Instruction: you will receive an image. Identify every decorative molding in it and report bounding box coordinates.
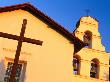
[74,54,109,67]
[80,20,97,27]
[75,31,101,39]
[100,63,110,67]
[82,48,108,54]
[80,59,109,67]
[80,59,90,63]
[73,74,109,82]
[5,57,27,64]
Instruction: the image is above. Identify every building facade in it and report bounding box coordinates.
[0,3,109,82]
[73,16,110,82]
[0,3,85,82]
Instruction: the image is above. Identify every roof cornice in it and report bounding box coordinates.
[0,3,86,53]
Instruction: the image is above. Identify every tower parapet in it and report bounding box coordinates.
[74,16,105,51]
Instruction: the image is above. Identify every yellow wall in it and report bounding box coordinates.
[75,16,105,51]
[74,16,109,82]
[0,10,109,82]
[0,10,74,82]
[74,48,109,81]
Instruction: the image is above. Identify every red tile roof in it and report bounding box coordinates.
[0,3,86,53]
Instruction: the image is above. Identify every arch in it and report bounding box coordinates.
[73,55,81,75]
[90,58,100,78]
[83,31,92,48]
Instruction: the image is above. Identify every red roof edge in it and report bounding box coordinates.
[0,3,86,53]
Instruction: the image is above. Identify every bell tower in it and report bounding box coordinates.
[74,16,105,51]
[73,16,109,81]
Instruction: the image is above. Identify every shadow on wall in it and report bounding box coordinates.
[0,59,6,82]
[22,63,27,82]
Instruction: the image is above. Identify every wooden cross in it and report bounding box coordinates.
[0,19,43,82]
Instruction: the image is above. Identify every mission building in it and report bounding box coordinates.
[0,3,109,82]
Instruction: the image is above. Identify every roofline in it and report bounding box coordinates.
[0,3,86,53]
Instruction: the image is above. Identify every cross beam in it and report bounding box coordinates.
[0,32,42,45]
[0,19,43,82]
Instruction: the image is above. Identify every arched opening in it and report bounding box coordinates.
[73,55,81,75]
[90,58,100,78]
[83,31,92,48]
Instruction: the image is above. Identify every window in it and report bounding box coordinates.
[73,55,81,75]
[83,31,92,48]
[4,62,22,82]
[90,59,99,78]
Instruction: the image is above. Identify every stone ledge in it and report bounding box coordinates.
[73,75,109,82]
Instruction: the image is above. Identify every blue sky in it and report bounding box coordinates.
[0,0,110,52]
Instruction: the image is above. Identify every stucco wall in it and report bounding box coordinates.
[0,10,74,82]
[75,16,105,51]
[73,16,109,82]
[75,48,109,81]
